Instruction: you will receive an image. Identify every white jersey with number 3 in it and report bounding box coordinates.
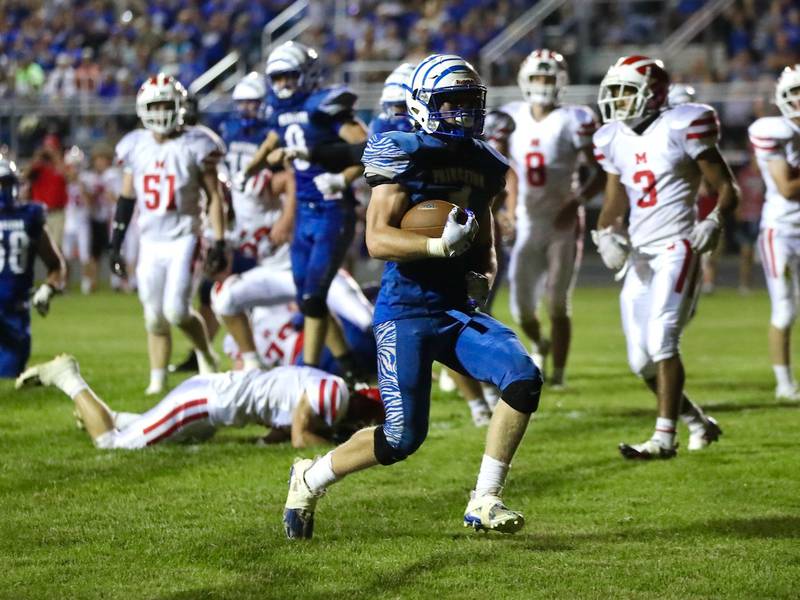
[593,103,720,248]
[748,116,800,231]
[502,102,597,223]
[115,126,225,241]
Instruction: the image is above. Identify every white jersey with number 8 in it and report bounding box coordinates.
[593,103,720,248]
[115,125,225,241]
[501,102,597,224]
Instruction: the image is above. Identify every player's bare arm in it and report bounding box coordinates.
[766,157,800,200]
[243,130,281,178]
[200,164,226,242]
[291,395,332,448]
[696,148,740,217]
[337,119,369,184]
[365,183,430,261]
[269,167,296,246]
[597,173,629,229]
[36,228,67,288]
[555,147,607,229]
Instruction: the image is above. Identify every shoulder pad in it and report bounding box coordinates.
[310,86,358,117]
[475,138,510,172]
[500,101,526,118]
[114,129,147,167]
[592,122,618,148]
[566,104,599,126]
[186,125,227,159]
[667,103,717,131]
[361,131,415,182]
[748,116,794,141]
[483,110,516,142]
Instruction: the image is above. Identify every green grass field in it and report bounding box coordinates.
[1,286,798,599]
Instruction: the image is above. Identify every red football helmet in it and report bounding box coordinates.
[597,56,670,123]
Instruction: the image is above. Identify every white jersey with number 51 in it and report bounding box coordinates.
[593,103,720,248]
[501,102,597,224]
[115,125,225,241]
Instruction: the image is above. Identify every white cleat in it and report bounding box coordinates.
[688,416,722,451]
[283,458,325,539]
[463,492,525,534]
[619,438,677,460]
[15,354,80,390]
[531,338,550,381]
[775,384,800,402]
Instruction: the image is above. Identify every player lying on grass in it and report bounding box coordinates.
[16,355,383,449]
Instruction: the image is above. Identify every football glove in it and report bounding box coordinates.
[466,271,490,309]
[689,212,721,253]
[109,251,127,278]
[591,227,630,271]
[284,146,310,161]
[427,207,479,258]
[313,172,347,199]
[204,240,228,276]
[32,283,55,317]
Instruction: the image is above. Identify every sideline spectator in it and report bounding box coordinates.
[26,135,68,248]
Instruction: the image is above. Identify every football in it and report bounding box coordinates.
[400,199,465,238]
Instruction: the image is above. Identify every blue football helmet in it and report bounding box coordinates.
[0,157,19,210]
[406,54,486,138]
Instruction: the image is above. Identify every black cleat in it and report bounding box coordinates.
[168,351,198,374]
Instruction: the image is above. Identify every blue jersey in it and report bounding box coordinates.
[265,86,358,204]
[218,116,272,175]
[368,111,415,137]
[362,131,508,323]
[0,203,45,311]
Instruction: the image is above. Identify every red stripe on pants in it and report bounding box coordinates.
[329,379,339,423]
[318,379,327,423]
[768,228,778,278]
[146,411,209,445]
[143,398,208,434]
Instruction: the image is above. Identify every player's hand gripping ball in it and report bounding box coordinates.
[400,200,478,257]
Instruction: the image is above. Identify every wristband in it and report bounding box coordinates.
[426,237,447,258]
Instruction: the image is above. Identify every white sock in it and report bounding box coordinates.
[80,277,92,295]
[241,352,261,371]
[196,349,218,374]
[304,451,339,493]
[551,368,565,385]
[61,374,89,399]
[149,368,167,389]
[652,417,677,448]
[773,365,794,388]
[679,399,706,435]
[474,454,509,497]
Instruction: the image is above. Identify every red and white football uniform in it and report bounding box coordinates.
[62,177,91,263]
[115,125,225,327]
[748,116,800,329]
[502,101,596,321]
[593,103,719,376]
[95,366,348,449]
[222,270,374,368]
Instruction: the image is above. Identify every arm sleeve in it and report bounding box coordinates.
[309,141,368,172]
[361,134,412,187]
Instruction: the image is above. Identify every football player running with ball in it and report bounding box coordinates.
[498,49,606,388]
[109,74,227,395]
[747,65,800,401]
[592,56,739,459]
[282,54,543,539]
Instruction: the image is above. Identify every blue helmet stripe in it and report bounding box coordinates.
[432,64,475,86]
[420,56,463,91]
[410,54,441,92]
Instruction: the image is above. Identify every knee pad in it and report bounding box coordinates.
[501,378,542,414]
[144,307,169,335]
[628,350,656,378]
[373,426,424,465]
[300,295,328,318]
[163,304,190,327]
[771,298,795,330]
